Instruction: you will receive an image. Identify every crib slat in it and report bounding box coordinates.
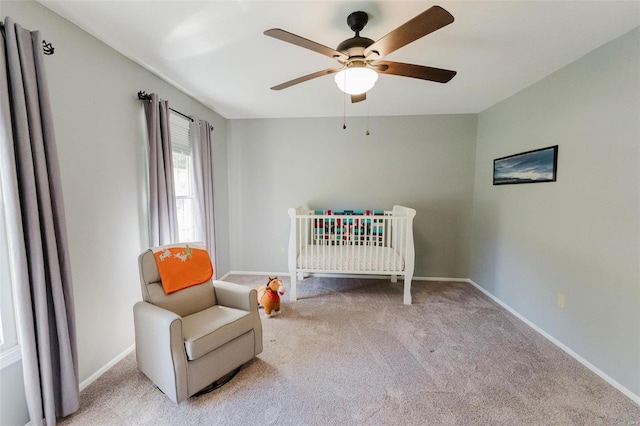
[385,216,389,271]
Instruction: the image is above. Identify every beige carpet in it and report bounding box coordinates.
[60,275,639,425]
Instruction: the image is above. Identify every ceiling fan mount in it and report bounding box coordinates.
[346,11,369,33]
[264,6,457,103]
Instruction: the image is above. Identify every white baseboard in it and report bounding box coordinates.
[217,271,232,281]
[225,271,468,283]
[79,344,135,391]
[0,345,22,370]
[466,279,640,406]
[413,276,468,282]
[224,271,285,279]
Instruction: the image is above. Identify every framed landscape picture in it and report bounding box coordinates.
[493,145,558,185]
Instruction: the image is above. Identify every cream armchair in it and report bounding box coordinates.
[134,247,263,403]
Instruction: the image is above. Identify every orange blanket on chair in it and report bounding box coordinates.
[153,244,213,294]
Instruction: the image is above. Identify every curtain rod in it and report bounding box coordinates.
[0,22,55,55]
[137,91,214,131]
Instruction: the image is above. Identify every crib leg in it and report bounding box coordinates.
[403,272,413,305]
[290,272,297,302]
[390,275,397,283]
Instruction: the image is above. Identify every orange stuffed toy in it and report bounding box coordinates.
[257,277,286,318]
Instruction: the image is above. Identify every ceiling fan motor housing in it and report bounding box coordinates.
[336,36,374,58]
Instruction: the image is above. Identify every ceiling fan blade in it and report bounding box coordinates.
[351,93,366,103]
[265,29,348,61]
[364,6,454,60]
[270,68,342,90]
[375,61,456,83]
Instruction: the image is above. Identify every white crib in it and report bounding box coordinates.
[287,205,416,304]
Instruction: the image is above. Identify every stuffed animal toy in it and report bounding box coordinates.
[257,277,286,318]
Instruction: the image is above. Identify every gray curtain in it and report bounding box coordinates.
[0,17,79,425]
[143,93,178,246]
[190,119,217,276]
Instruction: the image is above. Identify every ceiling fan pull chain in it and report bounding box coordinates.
[343,72,347,129]
[366,98,370,136]
[342,94,346,129]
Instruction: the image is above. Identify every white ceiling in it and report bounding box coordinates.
[39,1,639,119]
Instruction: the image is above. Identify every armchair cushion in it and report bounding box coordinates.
[182,305,255,360]
[146,281,216,318]
[139,248,216,317]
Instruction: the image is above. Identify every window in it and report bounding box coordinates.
[0,177,20,368]
[170,112,200,243]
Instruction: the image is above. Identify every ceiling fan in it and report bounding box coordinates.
[264,5,457,103]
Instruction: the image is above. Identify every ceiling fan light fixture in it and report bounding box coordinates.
[334,67,378,95]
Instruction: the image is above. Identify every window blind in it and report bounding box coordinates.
[170,112,191,154]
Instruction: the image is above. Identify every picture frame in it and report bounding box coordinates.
[493,145,558,185]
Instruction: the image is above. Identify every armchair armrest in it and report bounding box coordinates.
[133,301,188,403]
[213,280,258,312]
[212,281,263,355]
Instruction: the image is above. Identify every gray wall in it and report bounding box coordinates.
[227,115,478,278]
[1,1,638,423]
[470,28,640,397]
[1,1,229,424]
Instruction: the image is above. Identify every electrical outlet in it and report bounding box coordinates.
[279,247,285,254]
[557,293,565,308]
